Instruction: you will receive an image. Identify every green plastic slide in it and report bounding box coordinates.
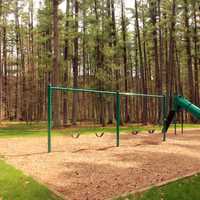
[162,96,200,134]
[174,96,200,119]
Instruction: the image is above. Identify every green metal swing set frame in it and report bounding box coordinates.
[47,85,167,153]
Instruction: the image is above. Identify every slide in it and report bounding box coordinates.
[162,96,200,134]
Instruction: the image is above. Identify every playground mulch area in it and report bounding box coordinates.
[1,130,200,200]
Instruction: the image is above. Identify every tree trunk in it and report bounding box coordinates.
[111,0,119,92]
[27,0,35,121]
[72,0,79,125]
[121,0,129,123]
[82,2,87,121]
[14,0,20,120]
[158,0,163,93]
[184,0,194,102]
[168,0,176,108]
[52,0,61,127]
[0,0,2,120]
[63,0,70,126]
[149,0,160,122]
[175,42,183,95]
[192,2,199,104]
[3,16,8,119]
[135,0,147,124]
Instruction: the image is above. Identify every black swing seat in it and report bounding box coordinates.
[71,131,80,138]
[95,132,104,137]
[148,129,156,134]
[132,130,139,135]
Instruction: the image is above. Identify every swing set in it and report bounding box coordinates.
[47,85,167,153]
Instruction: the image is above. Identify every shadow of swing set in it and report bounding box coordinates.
[47,85,200,153]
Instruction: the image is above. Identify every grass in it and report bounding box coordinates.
[0,159,61,200]
[115,173,200,200]
[0,122,49,137]
[0,121,200,138]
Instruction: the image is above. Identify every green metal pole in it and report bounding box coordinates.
[162,95,167,141]
[116,92,120,147]
[162,96,166,126]
[173,95,177,135]
[48,84,52,153]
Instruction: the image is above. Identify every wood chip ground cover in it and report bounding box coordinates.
[0,130,200,200]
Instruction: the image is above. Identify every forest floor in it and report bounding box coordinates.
[0,125,200,199]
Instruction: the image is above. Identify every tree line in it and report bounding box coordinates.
[0,0,199,127]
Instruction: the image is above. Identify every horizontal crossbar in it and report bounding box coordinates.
[50,85,165,98]
[50,86,116,95]
[119,92,164,98]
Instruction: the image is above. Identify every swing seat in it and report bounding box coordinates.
[95,132,104,138]
[132,130,139,135]
[71,131,80,138]
[148,129,156,134]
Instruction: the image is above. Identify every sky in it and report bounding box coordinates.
[8,1,135,26]
[33,0,135,13]
[58,0,134,11]
[32,0,135,27]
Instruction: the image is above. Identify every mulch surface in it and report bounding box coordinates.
[1,130,200,200]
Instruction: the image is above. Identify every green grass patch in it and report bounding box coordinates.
[0,121,160,138]
[0,122,51,137]
[0,121,200,138]
[115,174,200,200]
[0,159,61,200]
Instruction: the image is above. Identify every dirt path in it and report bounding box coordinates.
[1,130,200,200]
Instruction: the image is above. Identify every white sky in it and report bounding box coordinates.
[58,0,135,27]
[8,1,135,26]
[34,0,135,27]
[59,0,134,11]
[33,0,134,12]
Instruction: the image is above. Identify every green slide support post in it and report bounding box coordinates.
[162,95,167,141]
[174,112,177,135]
[181,111,184,134]
[116,92,120,147]
[48,85,52,153]
[162,95,167,126]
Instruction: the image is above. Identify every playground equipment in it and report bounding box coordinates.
[132,130,140,135]
[148,129,156,134]
[162,96,200,141]
[131,129,155,135]
[71,131,81,138]
[95,131,105,138]
[47,85,166,153]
